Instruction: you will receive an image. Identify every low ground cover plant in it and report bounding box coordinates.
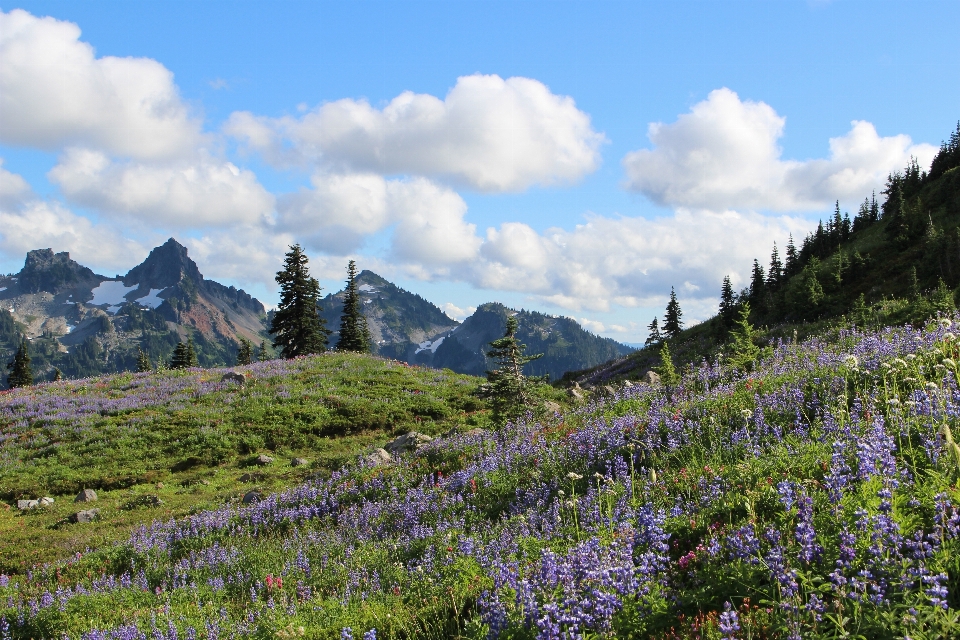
[1,316,959,638]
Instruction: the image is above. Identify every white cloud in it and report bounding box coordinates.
[576,317,606,334]
[0,199,148,272]
[49,148,275,227]
[466,208,809,312]
[440,302,475,322]
[0,159,31,208]
[182,226,294,286]
[278,173,480,264]
[0,9,201,160]
[623,88,937,211]
[225,74,605,192]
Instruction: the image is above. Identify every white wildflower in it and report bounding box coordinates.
[741,409,753,419]
[888,398,901,405]
[926,382,939,392]
[844,355,859,367]
[567,472,583,481]
[940,318,953,329]
[905,354,917,361]
[894,358,908,368]
[944,333,956,342]
[944,358,957,368]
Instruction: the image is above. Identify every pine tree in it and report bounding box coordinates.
[335,260,372,353]
[6,339,33,388]
[236,338,253,366]
[718,276,737,328]
[784,234,799,277]
[51,368,62,382]
[170,341,190,369]
[644,317,662,347]
[257,340,268,362]
[136,348,152,373]
[269,244,330,359]
[727,302,762,373]
[663,287,683,338]
[767,244,783,288]
[749,260,765,304]
[656,342,678,386]
[483,315,544,424]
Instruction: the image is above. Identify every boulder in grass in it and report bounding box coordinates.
[17,499,39,510]
[69,508,100,524]
[75,488,97,503]
[239,472,265,483]
[568,383,585,400]
[290,457,309,467]
[363,448,393,467]
[221,372,246,386]
[603,385,616,396]
[38,497,55,506]
[384,432,433,456]
[642,370,661,386]
[623,380,634,387]
[254,454,274,466]
[543,401,562,414]
[241,490,263,505]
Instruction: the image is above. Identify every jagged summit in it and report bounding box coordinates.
[124,238,203,291]
[16,249,101,295]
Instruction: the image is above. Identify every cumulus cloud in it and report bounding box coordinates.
[466,208,809,312]
[0,199,149,272]
[623,88,937,211]
[0,159,31,208]
[440,302,476,322]
[278,173,480,264]
[49,148,276,227]
[226,74,605,192]
[0,9,201,160]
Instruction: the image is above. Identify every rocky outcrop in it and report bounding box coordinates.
[16,249,101,295]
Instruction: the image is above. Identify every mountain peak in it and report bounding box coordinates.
[124,238,202,290]
[17,248,100,294]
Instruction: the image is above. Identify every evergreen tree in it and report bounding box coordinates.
[136,348,152,373]
[170,341,189,369]
[483,315,544,424]
[718,276,737,327]
[186,338,198,368]
[236,338,253,366]
[656,342,678,386]
[726,302,762,373]
[931,278,956,314]
[909,266,921,301]
[749,260,765,304]
[767,244,783,289]
[644,317,662,347]
[269,244,330,358]
[335,260,372,353]
[663,287,683,338]
[51,367,62,382]
[784,234,799,277]
[257,340,268,362]
[6,339,33,388]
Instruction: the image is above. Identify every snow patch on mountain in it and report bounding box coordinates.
[135,288,165,309]
[415,336,445,354]
[89,281,138,307]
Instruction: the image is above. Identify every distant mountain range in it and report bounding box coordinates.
[1,242,632,384]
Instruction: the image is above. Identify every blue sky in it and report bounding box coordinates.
[1,0,958,342]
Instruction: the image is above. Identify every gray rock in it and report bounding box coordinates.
[642,370,661,385]
[241,490,263,505]
[290,457,309,467]
[568,384,584,400]
[362,448,393,467]
[623,380,634,387]
[221,372,246,386]
[463,428,488,438]
[17,499,39,510]
[239,472,265,482]
[69,508,100,524]
[254,454,274,466]
[543,401,562,413]
[38,496,55,506]
[384,432,433,455]
[603,385,616,396]
[75,488,98,503]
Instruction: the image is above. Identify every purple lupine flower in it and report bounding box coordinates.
[718,601,739,639]
[363,630,377,640]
